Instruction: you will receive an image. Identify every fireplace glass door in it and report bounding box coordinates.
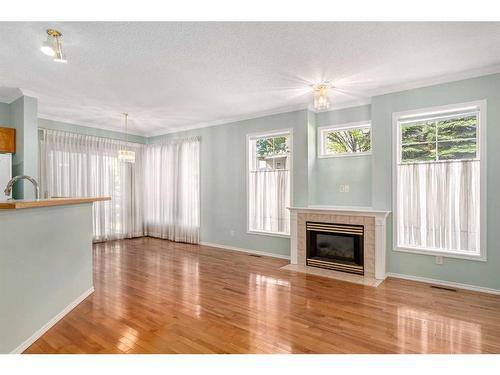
[306,222,364,275]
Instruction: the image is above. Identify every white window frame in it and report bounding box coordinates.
[317,121,372,158]
[246,128,293,238]
[392,100,487,261]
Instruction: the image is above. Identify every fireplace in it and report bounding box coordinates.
[306,221,364,275]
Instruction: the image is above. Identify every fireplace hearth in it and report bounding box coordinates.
[284,207,391,286]
[306,221,364,275]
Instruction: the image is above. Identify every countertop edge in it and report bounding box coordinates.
[0,197,111,210]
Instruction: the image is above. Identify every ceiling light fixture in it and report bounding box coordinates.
[118,113,136,163]
[40,29,67,63]
[312,81,332,111]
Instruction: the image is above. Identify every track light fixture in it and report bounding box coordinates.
[40,29,67,63]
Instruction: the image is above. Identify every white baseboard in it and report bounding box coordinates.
[11,287,95,354]
[199,241,290,260]
[387,272,500,295]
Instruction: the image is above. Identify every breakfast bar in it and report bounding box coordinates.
[0,197,110,353]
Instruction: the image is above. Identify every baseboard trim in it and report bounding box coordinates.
[11,287,95,354]
[387,273,500,295]
[199,241,290,260]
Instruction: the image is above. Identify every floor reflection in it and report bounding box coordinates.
[253,274,291,288]
[248,273,292,353]
[25,238,500,354]
[396,306,482,353]
[181,255,201,318]
[117,326,139,352]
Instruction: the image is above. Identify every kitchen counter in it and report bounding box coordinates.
[0,197,110,209]
[0,196,110,353]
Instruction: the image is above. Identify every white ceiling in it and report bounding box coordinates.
[1,22,500,136]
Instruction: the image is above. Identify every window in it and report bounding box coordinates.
[400,113,477,163]
[143,137,201,244]
[247,130,292,236]
[318,121,371,157]
[393,101,486,260]
[39,130,200,244]
[39,129,144,242]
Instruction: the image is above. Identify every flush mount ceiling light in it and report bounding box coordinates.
[312,81,332,111]
[40,29,67,63]
[118,113,136,163]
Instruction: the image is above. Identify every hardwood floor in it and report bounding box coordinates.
[24,237,500,354]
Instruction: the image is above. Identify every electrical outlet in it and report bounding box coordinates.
[435,256,443,265]
[230,230,235,237]
[339,184,350,193]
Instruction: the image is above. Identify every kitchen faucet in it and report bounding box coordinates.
[4,175,40,200]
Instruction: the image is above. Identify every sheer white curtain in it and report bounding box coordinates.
[249,170,290,234]
[40,130,200,244]
[39,129,144,242]
[397,160,480,253]
[143,137,200,244]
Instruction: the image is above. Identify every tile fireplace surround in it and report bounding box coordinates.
[281,206,391,287]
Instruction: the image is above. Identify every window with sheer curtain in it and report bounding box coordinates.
[394,102,485,259]
[247,130,291,236]
[39,129,200,244]
[143,137,200,244]
[39,129,145,242]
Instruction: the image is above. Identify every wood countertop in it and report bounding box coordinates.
[0,197,111,210]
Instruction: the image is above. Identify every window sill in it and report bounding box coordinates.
[318,152,372,159]
[247,230,290,239]
[394,246,486,262]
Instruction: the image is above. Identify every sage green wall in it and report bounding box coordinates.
[307,110,317,204]
[150,110,310,257]
[311,105,372,206]
[0,204,94,353]
[10,96,38,199]
[372,73,500,289]
[0,102,10,123]
[1,96,39,199]
[39,118,148,144]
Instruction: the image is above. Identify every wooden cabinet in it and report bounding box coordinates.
[0,127,16,153]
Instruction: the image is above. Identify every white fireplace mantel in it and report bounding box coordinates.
[288,206,391,281]
[288,206,391,218]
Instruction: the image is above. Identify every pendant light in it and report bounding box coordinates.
[118,113,136,163]
[313,81,332,111]
[41,29,67,63]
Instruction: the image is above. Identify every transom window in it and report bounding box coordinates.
[247,130,292,236]
[394,102,486,260]
[318,122,371,157]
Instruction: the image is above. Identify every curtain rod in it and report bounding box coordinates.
[38,127,146,146]
[149,135,201,145]
[39,128,200,146]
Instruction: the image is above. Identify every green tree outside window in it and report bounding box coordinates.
[325,127,371,154]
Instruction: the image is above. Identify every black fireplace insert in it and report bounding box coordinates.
[306,221,364,275]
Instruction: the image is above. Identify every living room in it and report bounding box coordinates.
[1,1,499,373]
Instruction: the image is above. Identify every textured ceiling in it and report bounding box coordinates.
[1,22,500,136]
